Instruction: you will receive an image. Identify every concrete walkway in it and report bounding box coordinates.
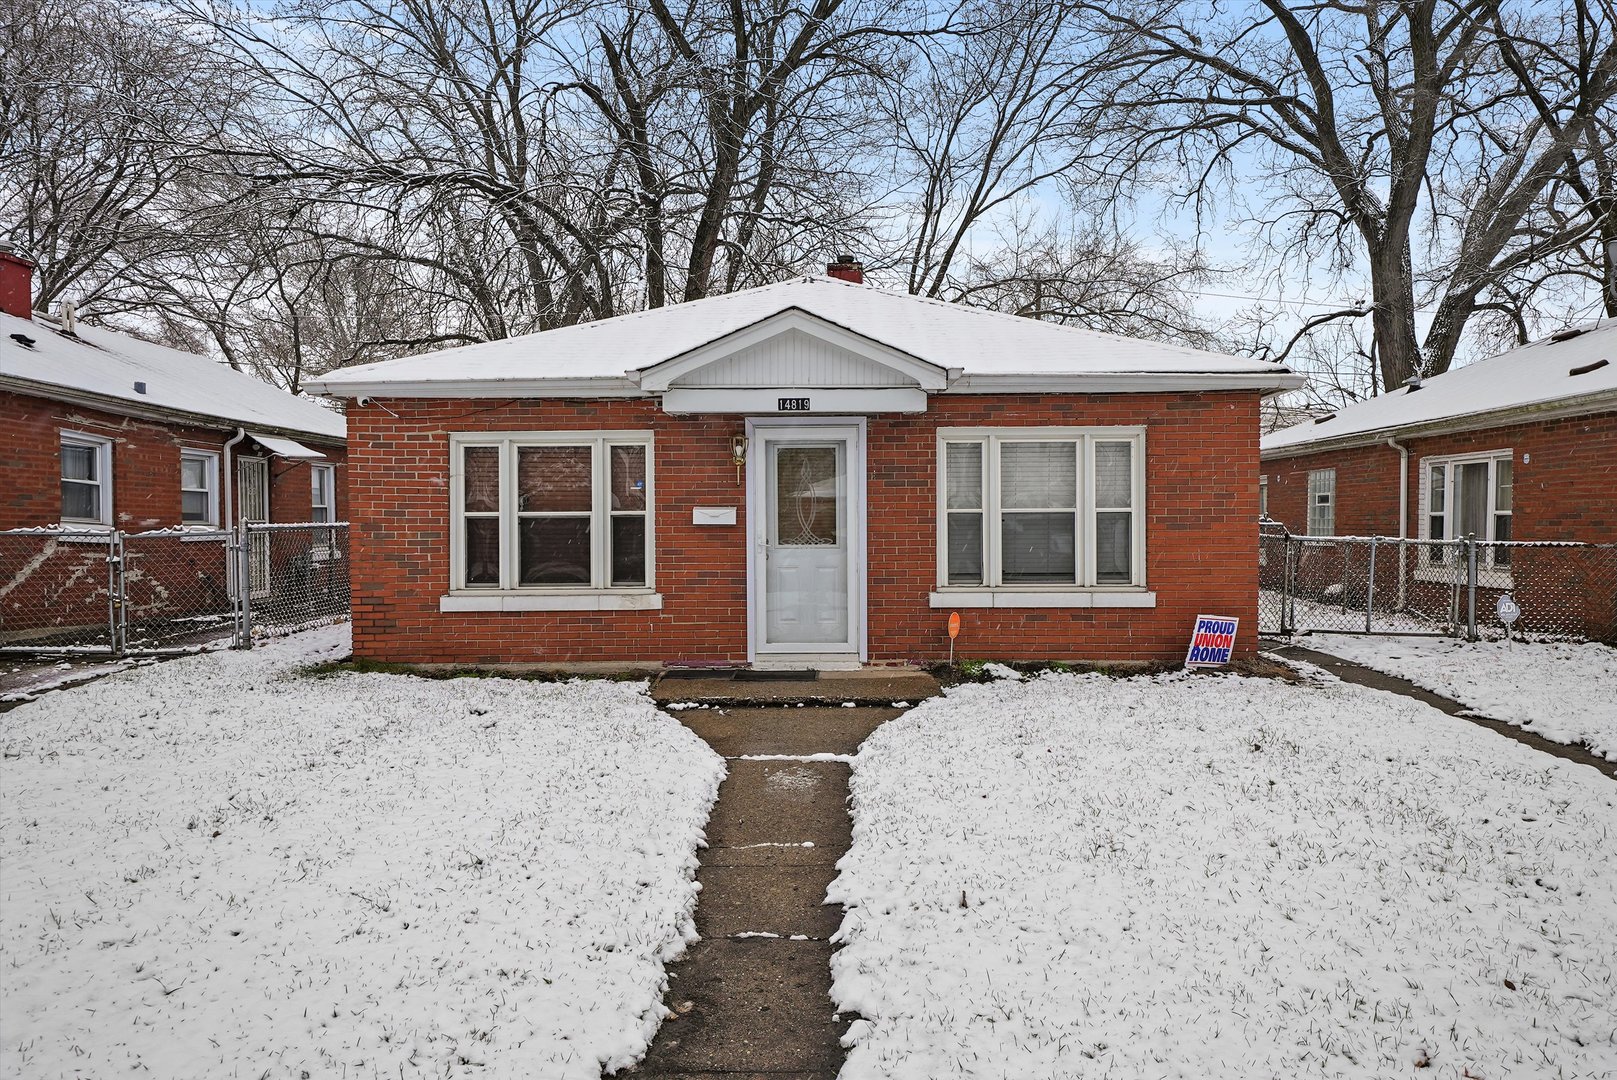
[634,675,937,1079]
[1272,642,1616,781]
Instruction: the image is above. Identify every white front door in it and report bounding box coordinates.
[749,420,864,660]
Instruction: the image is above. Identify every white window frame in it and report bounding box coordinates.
[1306,468,1335,536]
[1418,449,1514,584]
[1258,475,1269,520]
[60,432,114,527]
[179,449,220,528]
[309,462,337,559]
[444,431,659,610]
[931,427,1151,609]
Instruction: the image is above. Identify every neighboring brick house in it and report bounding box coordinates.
[0,250,347,534]
[308,261,1301,666]
[1260,321,1617,638]
[1261,322,1617,542]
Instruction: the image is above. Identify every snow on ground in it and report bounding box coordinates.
[830,669,1617,1080]
[0,627,724,1079]
[1304,635,1617,761]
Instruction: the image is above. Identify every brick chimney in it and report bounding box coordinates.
[0,241,34,320]
[826,254,864,284]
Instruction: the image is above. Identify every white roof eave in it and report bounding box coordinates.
[1260,386,1617,458]
[306,370,1303,399]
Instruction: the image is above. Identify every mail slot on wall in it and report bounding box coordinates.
[693,506,737,526]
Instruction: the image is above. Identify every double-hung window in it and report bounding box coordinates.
[1306,469,1335,535]
[1422,451,1513,570]
[61,433,113,526]
[309,463,337,557]
[450,432,653,593]
[180,449,219,527]
[938,428,1145,593]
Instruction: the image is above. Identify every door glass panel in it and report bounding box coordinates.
[774,445,839,545]
[1001,442,1076,509]
[518,445,591,512]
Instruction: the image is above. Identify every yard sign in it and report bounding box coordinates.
[1185,615,1239,668]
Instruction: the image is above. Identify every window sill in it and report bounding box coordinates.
[929,589,1156,609]
[440,591,664,613]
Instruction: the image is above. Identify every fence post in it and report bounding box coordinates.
[234,523,253,649]
[1366,536,1378,633]
[1465,533,1479,641]
[106,530,126,657]
[1283,537,1295,634]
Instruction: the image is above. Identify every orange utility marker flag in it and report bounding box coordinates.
[947,611,961,665]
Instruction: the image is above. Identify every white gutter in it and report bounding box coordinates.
[1386,437,1410,610]
[222,427,246,529]
[305,370,1306,399]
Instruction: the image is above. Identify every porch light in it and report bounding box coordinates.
[731,435,747,483]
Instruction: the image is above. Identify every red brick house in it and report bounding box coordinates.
[1,250,347,534]
[1261,321,1616,544]
[308,262,1301,667]
[1261,322,1617,639]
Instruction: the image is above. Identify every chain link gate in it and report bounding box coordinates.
[1259,522,1617,643]
[0,523,349,657]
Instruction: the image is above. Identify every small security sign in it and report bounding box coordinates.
[1185,615,1239,668]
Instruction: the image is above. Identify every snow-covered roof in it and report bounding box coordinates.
[1262,321,1617,456]
[1,312,344,441]
[307,276,1300,397]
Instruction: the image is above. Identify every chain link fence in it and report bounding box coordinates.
[1259,521,1617,643]
[0,523,348,656]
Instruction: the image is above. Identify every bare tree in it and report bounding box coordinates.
[0,0,249,318]
[1078,0,1617,391]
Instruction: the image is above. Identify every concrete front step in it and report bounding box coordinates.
[673,706,899,757]
[652,670,939,707]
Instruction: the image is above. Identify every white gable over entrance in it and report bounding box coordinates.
[637,309,948,414]
[672,326,917,389]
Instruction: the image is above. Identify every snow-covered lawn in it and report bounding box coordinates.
[1300,633,1617,759]
[1,627,724,1079]
[1299,635,1617,761]
[830,669,1617,1079]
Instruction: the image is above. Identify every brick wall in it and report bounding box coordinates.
[347,391,1263,665]
[1261,409,1617,542]
[1,389,347,530]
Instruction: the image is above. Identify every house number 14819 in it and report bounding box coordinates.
[778,397,811,411]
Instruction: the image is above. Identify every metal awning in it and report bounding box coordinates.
[248,432,326,459]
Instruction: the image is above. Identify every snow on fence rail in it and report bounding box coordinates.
[1259,520,1617,642]
[0,523,349,655]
